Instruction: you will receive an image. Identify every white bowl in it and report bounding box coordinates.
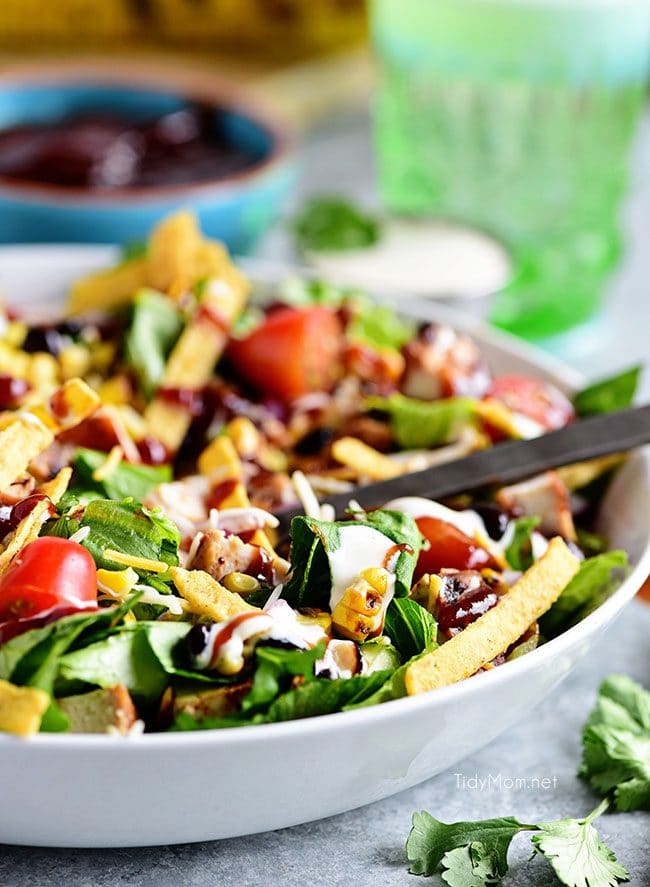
[0,247,647,848]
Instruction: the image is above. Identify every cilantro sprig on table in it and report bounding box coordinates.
[406,675,650,886]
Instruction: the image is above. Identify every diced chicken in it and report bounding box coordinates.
[496,471,576,541]
[172,682,251,721]
[337,415,394,452]
[0,476,36,506]
[247,467,297,512]
[401,324,491,400]
[188,528,273,583]
[58,685,138,735]
[315,639,361,680]
[27,441,76,483]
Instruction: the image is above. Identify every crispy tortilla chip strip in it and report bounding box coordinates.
[331,437,402,481]
[38,467,73,504]
[405,538,580,696]
[0,379,99,492]
[0,679,50,736]
[170,567,258,622]
[0,498,52,574]
[147,211,203,297]
[144,283,247,453]
[66,257,150,316]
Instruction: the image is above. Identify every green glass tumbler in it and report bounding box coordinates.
[371,0,650,338]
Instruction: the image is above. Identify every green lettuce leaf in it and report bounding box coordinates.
[282,510,421,610]
[79,498,180,578]
[573,366,641,417]
[504,517,540,571]
[292,196,380,253]
[383,598,437,661]
[365,393,476,449]
[540,552,629,637]
[72,448,171,502]
[124,288,184,398]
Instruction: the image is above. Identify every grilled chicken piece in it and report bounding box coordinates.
[188,528,274,583]
[496,470,577,541]
[401,324,491,400]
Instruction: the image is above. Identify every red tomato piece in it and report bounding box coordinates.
[487,375,574,431]
[0,537,97,632]
[227,307,343,403]
[415,516,499,581]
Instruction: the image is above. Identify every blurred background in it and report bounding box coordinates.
[0,0,649,365]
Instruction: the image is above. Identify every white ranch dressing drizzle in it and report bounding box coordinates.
[327,525,400,612]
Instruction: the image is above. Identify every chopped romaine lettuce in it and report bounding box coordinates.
[573,366,641,417]
[383,598,438,661]
[124,288,184,398]
[366,393,476,449]
[72,448,171,502]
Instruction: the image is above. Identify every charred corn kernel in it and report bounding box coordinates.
[332,567,394,641]
[222,572,260,594]
[331,437,402,481]
[258,444,288,473]
[410,574,443,614]
[98,375,132,406]
[92,445,124,482]
[4,321,27,348]
[198,435,242,478]
[103,550,168,573]
[0,342,30,379]
[226,416,259,458]
[297,611,332,635]
[0,679,50,736]
[360,566,390,596]
[59,343,91,380]
[331,602,381,641]
[28,352,59,390]
[97,567,139,597]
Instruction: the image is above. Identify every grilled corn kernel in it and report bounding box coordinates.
[227,416,259,458]
[29,352,60,390]
[4,321,27,348]
[59,343,91,380]
[91,341,117,373]
[331,602,380,641]
[222,572,260,594]
[360,566,390,595]
[97,567,139,597]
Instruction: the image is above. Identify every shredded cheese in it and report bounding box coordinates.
[91,445,124,482]
[102,549,169,573]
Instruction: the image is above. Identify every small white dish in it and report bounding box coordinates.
[0,246,647,848]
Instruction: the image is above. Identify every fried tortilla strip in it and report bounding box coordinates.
[0,379,99,492]
[0,679,50,736]
[66,257,150,316]
[38,466,73,504]
[331,437,402,481]
[198,436,275,555]
[405,538,580,696]
[0,498,53,574]
[144,282,247,453]
[170,567,258,622]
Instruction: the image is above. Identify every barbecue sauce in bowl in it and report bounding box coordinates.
[0,106,260,191]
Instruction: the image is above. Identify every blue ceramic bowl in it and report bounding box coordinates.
[0,76,295,252]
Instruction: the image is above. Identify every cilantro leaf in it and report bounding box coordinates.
[441,843,500,887]
[532,815,628,887]
[580,675,650,811]
[406,812,526,878]
[292,196,380,253]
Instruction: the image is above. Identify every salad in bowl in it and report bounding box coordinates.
[0,213,638,738]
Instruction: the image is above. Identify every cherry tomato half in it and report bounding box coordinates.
[415,516,499,581]
[0,537,97,631]
[487,375,574,432]
[227,306,343,403]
